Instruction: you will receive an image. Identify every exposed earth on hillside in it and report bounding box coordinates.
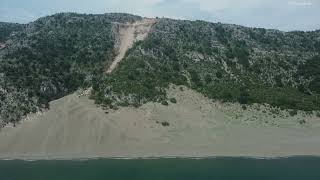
[107,18,156,73]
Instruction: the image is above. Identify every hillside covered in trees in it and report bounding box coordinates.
[0,13,319,126]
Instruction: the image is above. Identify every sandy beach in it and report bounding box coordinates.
[0,86,320,160]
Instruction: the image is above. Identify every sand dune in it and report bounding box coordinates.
[0,86,320,160]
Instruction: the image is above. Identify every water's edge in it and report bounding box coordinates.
[1,155,320,161]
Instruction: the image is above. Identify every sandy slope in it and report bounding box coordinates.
[0,86,320,160]
[106,19,156,73]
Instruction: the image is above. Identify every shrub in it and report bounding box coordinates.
[309,78,320,93]
[242,105,247,110]
[216,71,223,79]
[161,121,170,127]
[289,109,298,117]
[189,70,202,87]
[239,96,249,104]
[271,108,280,115]
[170,98,177,104]
[161,101,169,106]
[299,119,306,125]
[112,106,119,110]
[204,74,212,84]
[222,91,233,101]
[238,87,250,104]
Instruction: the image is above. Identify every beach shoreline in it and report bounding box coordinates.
[2,154,320,161]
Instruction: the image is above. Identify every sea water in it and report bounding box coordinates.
[0,157,319,180]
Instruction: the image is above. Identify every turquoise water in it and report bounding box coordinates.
[1,157,320,180]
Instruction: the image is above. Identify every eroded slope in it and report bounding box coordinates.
[107,19,156,73]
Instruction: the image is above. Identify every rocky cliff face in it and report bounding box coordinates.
[0,13,319,126]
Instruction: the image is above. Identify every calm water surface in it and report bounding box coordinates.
[1,157,320,180]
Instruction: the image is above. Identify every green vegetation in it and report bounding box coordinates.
[93,18,319,111]
[170,98,177,104]
[298,56,320,93]
[289,110,298,117]
[0,22,25,42]
[242,105,247,110]
[161,101,169,106]
[299,119,307,125]
[0,13,130,124]
[161,121,170,127]
[1,13,320,126]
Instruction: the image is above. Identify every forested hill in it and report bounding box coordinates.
[0,13,320,126]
